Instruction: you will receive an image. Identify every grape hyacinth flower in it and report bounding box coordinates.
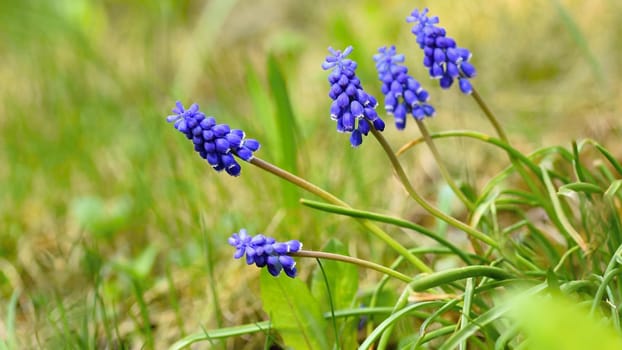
[407,8,477,94]
[322,46,385,147]
[228,229,302,278]
[373,46,435,130]
[166,101,260,176]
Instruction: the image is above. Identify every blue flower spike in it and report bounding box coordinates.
[407,8,476,94]
[166,101,260,176]
[228,229,302,278]
[373,46,435,129]
[322,46,385,147]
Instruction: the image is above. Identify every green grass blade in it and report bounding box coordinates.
[541,165,588,252]
[410,266,514,292]
[299,198,473,264]
[439,284,547,350]
[578,139,622,177]
[358,302,439,350]
[377,284,413,350]
[169,321,272,350]
[558,182,603,196]
[551,0,604,83]
[3,289,20,350]
[604,180,622,201]
[470,189,501,228]
[267,54,301,209]
[246,63,276,160]
[459,278,475,350]
[310,239,358,350]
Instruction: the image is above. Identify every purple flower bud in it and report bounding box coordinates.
[373,118,385,131]
[350,100,364,118]
[229,230,302,278]
[431,63,444,78]
[460,61,477,78]
[323,46,384,146]
[408,8,477,94]
[458,78,473,94]
[440,74,453,89]
[342,112,355,131]
[242,139,260,151]
[373,46,435,129]
[447,62,460,78]
[350,130,363,147]
[166,102,260,176]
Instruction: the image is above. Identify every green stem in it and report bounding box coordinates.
[415,119,475,211]
[470,87,508,143]
[369,128,498,248]
[249,157,432,273]
[402,129,544,182]
[470,87,548,210]
[291,250,413,283]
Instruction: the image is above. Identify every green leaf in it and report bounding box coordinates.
[169,321,272,350]
[311,239,359,349]
[541,165,588,252]
[2,289,19,350]
[604,179,622,202]
[246,63,275,159]
[558,182,602,196]
[300,198,472,265]
[266,54,300,209]
[260,270,328,350]
[111,244,159,280]
[358,301,440,350]
[509,292,622,350]
[440,284,548,350]
[70,195,133,239]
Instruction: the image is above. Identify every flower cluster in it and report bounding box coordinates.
[407,8,476,94]
[228,229,302,278]
[322,46,385,147]
[166,101,260,176]
[373,46,435,129]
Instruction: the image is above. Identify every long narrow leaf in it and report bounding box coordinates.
[310,239,358,349]
[260,270,328,350]
[300,198,472,264]
[439,284,547,350]
[540,164,588,252]
[358,302,438,350]
[267,54,300,209]
[169,321,272,350]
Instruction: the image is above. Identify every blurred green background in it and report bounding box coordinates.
[0,0,621,348]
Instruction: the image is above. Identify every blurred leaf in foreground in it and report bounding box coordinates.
[508,292,622,350]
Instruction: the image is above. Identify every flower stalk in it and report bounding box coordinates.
[292,250,413,283]
[415,119,474,211]
[249,157,433,273]
[370,127,498,248]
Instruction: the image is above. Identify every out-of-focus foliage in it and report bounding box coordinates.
[1,0,621,348]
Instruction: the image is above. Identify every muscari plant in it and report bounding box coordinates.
[167,7,622,350]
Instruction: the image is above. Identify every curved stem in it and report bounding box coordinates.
[250,157,346,206]
[370,128,498,248]
[398,130,543,180]
[415,119,474,211]
[249,157,432,273]
[291,250,413,283]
